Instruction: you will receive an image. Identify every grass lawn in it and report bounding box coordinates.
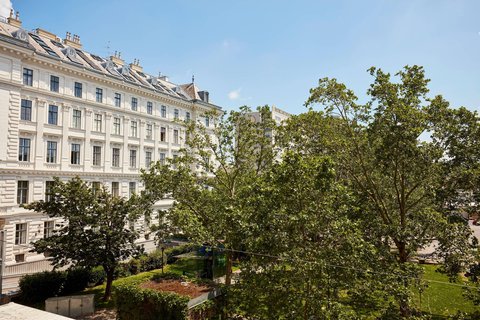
[413,264,480,317]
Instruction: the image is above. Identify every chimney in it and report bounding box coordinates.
[35,28,58,41]
[110,51,124,67]
[129,58,143,73]
[7,9,22,28]
[63,31,82,49]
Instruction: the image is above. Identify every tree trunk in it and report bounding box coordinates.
[103,268,115,301]
[225,251,233,285]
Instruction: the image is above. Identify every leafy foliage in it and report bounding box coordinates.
[24,176,143,300]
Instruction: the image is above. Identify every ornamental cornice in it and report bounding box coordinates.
[0,168,141,179]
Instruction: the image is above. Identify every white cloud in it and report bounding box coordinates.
[0,0,12,19]
[228,88,241,100]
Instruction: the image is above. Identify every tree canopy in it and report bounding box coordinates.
[25,176,143,300]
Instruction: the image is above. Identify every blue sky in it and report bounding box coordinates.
[7,0,480,114]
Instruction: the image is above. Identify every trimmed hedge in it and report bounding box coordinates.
[19,267,96,304]
[19,270,66,304]
[114,273,189,320]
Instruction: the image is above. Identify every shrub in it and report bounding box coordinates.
[62,268,90,295]
[88,266,106,286]
[19,271,65,304]
[114,274,189,320]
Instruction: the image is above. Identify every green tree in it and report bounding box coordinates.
[24,177,143,300]
[141,106,277,286]
[304,65,474,316]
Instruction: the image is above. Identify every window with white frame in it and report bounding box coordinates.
[45,180,55,202]
[17,181,29,204]
[160,127,166,142]
[131,97,138,111]
[146,124,152,139]
[173,129,179,144]
[18,138,30,162]
[129,149,137,168]
[147,101,153,115]
[72,109,82,129]
[161,105,167,118]
[113,117,121,135]
[111,182,119,197]
[130,121,138,138]
[44,221,54,238]
[92,145,102,166]
[94,114,102,132]
[145,151,152,167]
[46,141,57,163]
[159,152,166,165]
[71,143,81,164]
[20,99,32,121]
[129,182,136,197]
[48,105,58,125]
[114,93,121,107]
[15,223,27,245]
[112,148,120,167]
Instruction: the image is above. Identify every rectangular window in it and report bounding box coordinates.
[146,124,152,139]
[186,112,191,122]
[18,138,30,162]
[131,97,138,111]
[15,223,27,244]
[161,105,167,118]
[129,182,136,197]
[205,116,210,127]
[129,149,137,168]
[174,109,179,120]
[147,101,153,115]
[160,127,166,142]
[130,121,138,137]
[173,129,179,144]
[96,88,103,103]
[71,143,80,164]
[50,75,59,92]
[112,148,120,167]
[48,105,58,125]
[92,146,102,166]
[45,181,55,202]
[72,109,82,129]
[111,182,119,197]
[114,93,121,107]
[20,99,32,121]
[113,117,121,135]
[91,182,101,195]
[159,152,166,165]
[17,181,28,205]
[74,82,82,98]
[46,141,57,163]
[145,151,152,167]
[15,254,25,263]
[23,68,33,86]
[44,221,54,238]
[94,114,102,132]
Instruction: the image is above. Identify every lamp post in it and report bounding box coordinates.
[161,245,165,274]
[0,230,5,303]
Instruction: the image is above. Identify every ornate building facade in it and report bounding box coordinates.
[0,11,221,293]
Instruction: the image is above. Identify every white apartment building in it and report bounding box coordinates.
[0,12,221,293]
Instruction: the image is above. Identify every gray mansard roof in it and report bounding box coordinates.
[0,17,220,109]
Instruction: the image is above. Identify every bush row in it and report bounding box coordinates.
[18,244,196,305]
[18,267,100,304]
